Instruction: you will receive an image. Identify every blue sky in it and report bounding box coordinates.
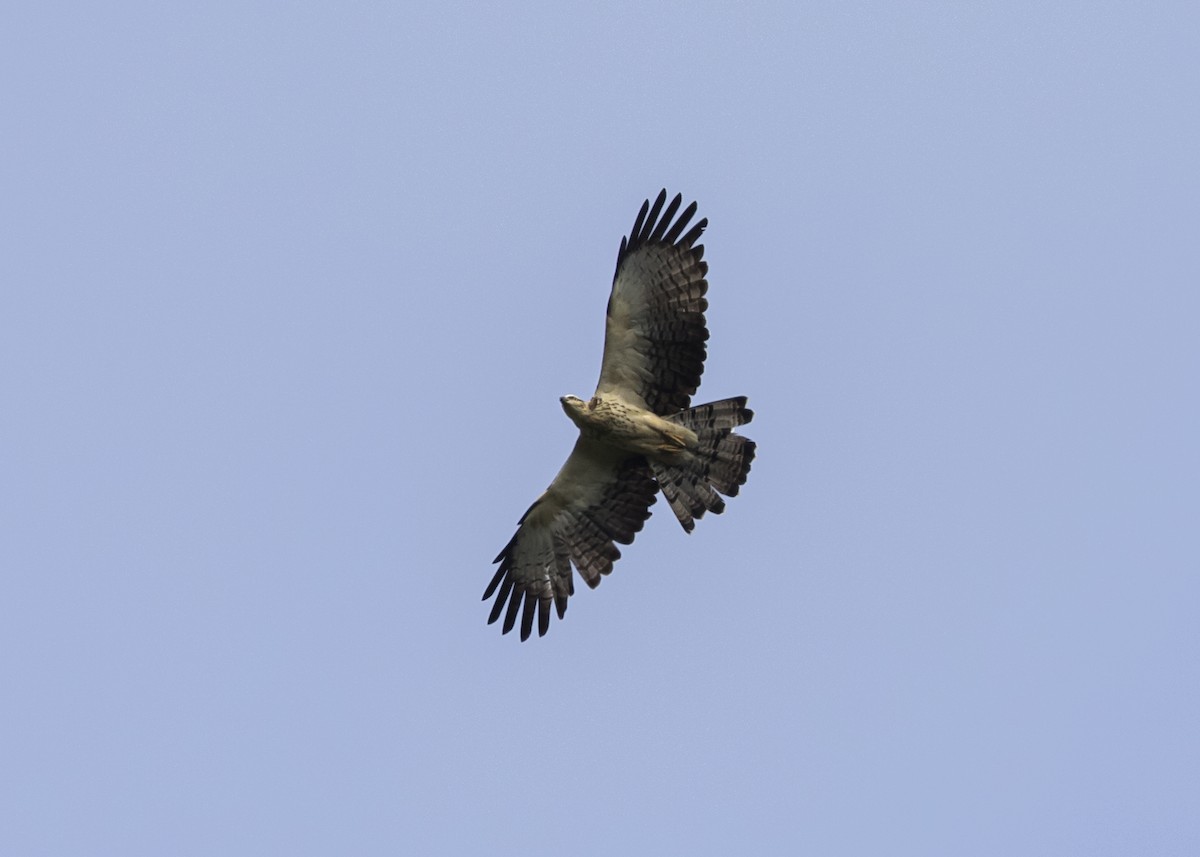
[3,2,1198,854]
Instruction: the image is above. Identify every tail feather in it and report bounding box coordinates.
[652,397,756,533]
[668,395,753,431]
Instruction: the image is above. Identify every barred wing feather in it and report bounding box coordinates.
[595,190,710,416]
[484,438,657,640]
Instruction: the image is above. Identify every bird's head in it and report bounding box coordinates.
[560,395,590,428]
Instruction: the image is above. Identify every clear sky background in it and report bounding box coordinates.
[3,3,1198,854]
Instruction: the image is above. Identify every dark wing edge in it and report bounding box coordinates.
[600,190,711,415]
[613,189,709,283]
[483,452,657,641]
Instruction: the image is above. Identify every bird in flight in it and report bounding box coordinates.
[484,190,756,640]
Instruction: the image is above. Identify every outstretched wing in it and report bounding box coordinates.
[484,439,657,640]
[595,190,710,415]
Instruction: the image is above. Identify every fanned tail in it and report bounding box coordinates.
[651,396,756,533]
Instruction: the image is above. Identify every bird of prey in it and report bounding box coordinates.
[484,190,756,640]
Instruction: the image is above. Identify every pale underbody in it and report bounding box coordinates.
[559,394,697,458]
